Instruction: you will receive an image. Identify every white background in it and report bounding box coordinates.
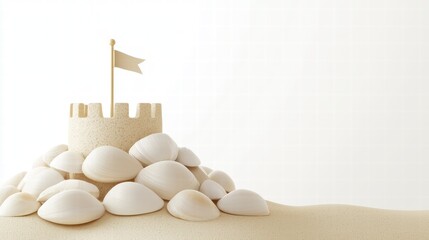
[1,0,429,210]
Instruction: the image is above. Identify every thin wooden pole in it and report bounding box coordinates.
[110,39,116,117]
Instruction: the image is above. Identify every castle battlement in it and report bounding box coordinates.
[68,103,162,157]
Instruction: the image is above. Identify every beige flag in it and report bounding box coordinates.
[114,50,144,74]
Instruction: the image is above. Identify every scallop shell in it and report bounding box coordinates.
[42,144,68,165]
[135,161,199,200]
[217,189,269,216]
[199,179,226,200]
[129,133,178,166]
[208,170,235,192]
[38,189,105,225]
[188,166,209,184]
[176,147,201,167]
[0,192,41,216]
[37,179,99,202]
[50,151,84,174]
[82,146,143,183]
[21,168,64,198]
[0,186,20,205]
[103,182,164,216]
[1,171,26,188]
[167,190,220,221]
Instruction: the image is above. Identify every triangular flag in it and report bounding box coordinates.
[114,50,144,74]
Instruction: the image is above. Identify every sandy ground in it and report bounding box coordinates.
[1,201,429,240]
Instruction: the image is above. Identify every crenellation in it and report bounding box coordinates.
[87,103,103,118]
[70,103,87,118]
[114,103,129,118]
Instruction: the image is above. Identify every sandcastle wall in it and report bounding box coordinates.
[69,103,162,157]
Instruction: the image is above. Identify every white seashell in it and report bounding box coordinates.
[103,182,164,216]
[129,133,178,166]
[135,161,199,200]
[217,189,269,216]
[38,189,105,225]
[2,171,26,187]
[167,189,220,221]
[188,166,209,184]
[209,170,235,192]
[199,180,226,200]
[0,186,20,205]
[17,167,49,190]
[50,151,84,175]
[42,144,68,165]
[176,147,201,167]
[0,192,41,216]
[37,179,99,202]
[201,166,213,175]
[83,146,143,183]
[21,168,64,198]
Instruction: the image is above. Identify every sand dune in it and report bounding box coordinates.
[1,201,428,239]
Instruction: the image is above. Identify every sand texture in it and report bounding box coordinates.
[1,201,428,240]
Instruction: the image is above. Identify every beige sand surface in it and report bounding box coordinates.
[1,201,428,240]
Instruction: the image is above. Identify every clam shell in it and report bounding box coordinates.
[21,168,64,198]
[38,189,105,225]
[135,161,199,200]
[217,189,269,216]
[0,186,20,205]
[2,171,26,188]
[50,151,84,174]
[37,179,99,202]
[103,182,164,216]
[17,167,49,190]
[167,189,220,221]
[208,170,235,192]
[199,179,226,200]
[188,166,209,184]
[0,192,40,216]
[129,133,178,166]
[176,147,201,167]
[42,144,68,165]
[82,146,143,183]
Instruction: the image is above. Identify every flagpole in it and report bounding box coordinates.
[110,39,115,117]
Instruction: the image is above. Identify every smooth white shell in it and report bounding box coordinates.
[32,156,48,168]
[199,179,226,200]
[50,151,84,174]
[167,190,220,221]
[188,166,209,184]
[17,167,48,190]
[0,192,41,216]
[1,171,26,187]
[42,144,68,165]
[0,186,20,205]
[209,170,235,192]
[217,189,269,216]
[135,161,199,200]
[129,133,178,166]
[176,147,201,167]
[21,168,64,198]
[103,182,164,216]
[38,189,105,225]
[83,146,143,183]
[38,179,99,202]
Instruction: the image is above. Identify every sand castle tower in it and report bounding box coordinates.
[69,102,162,156]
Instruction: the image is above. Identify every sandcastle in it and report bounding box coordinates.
[0,40,269,225]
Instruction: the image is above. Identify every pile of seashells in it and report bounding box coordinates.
[0,133,269,225]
